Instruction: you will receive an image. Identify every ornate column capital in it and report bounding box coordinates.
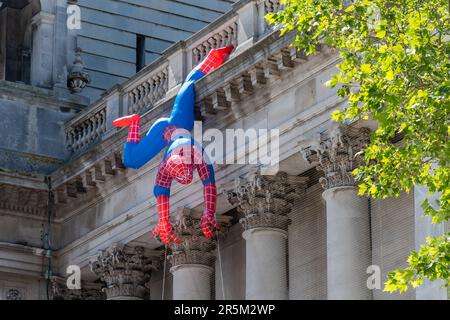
[301,124,370,190]
[51,277,105,300]
[89,243,161,300]
[169,208,231,269]
[226,169,308,231]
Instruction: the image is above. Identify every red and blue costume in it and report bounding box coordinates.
[113,46,234,245]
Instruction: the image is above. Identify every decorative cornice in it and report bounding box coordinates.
[51,277,105,300]
[0,183,49,217]
[226,169,308,231]
[301,125,370,190]
[89,243,161,300]
[169,208,231,268]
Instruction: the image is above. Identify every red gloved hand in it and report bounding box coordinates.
[152,195,181,245]
[198,45,234,74]
[201,210,220,239]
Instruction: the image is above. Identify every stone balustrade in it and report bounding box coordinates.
[191,21,238,67]
[195,41,306,120]
[63,0,283,155]
[64,101,107,153]
[124,65,169,115]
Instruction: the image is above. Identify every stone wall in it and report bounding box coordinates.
[76,0,238,101]
[0,81,82,174]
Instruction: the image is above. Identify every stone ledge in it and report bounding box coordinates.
[0,80,88,111]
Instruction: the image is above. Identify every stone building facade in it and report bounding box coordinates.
[0,0,447,300]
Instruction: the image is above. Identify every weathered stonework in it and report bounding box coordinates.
[5,288,22,300]
[0,183,48,217]
[51,277,105,300]
[227,170,308,231]
[89,244,161,300]
[301,125,371,190]
[169,208,231,268]
[67,48,90,94]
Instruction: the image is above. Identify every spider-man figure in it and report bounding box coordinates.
[113,45,234,245]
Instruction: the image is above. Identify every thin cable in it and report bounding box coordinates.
[161,244,167,300]
[44,176,54,300]
[216,231,226,300]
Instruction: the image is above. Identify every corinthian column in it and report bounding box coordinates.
[51,277,105,300]
[169,208,231,300]
[89,243,160,300]
[301,124,372,300]
[227,170,308,300]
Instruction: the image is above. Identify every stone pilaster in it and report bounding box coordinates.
[89,243,161,300]
[301,124,372,300]
[30,11,55,88]
[168,208,231,300]
[227,170,308,300]
[51,277,105,300]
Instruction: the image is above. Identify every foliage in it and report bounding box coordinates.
[267,0,450,292]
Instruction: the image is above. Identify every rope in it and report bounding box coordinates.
[216,231,226,300]
[161,244,168,300]
[44,176,54,300]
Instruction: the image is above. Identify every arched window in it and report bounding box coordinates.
[0,0,40,83]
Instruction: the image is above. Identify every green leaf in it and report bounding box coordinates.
[376,30,386,38]
[361,63,373,74]
[385,70,395,81]
[274,0,450,294]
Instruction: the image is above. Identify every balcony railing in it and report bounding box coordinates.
[65,100,107,153]
[124,64,169,115]
[64,0,283,155]
[191,20,238,67]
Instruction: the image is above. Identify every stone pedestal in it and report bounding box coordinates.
[89,243,160,300]
[227,170,308,300]
[302,124,372,300]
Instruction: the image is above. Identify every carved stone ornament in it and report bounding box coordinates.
[168,208,231,268]
[226,169,308,231]
[6,288,22,300]
[89,243,160,300]
[301,125,370,190]
[51,277,105,300]
[68,47,91,93]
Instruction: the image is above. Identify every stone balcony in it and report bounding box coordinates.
[62,0,283,158]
